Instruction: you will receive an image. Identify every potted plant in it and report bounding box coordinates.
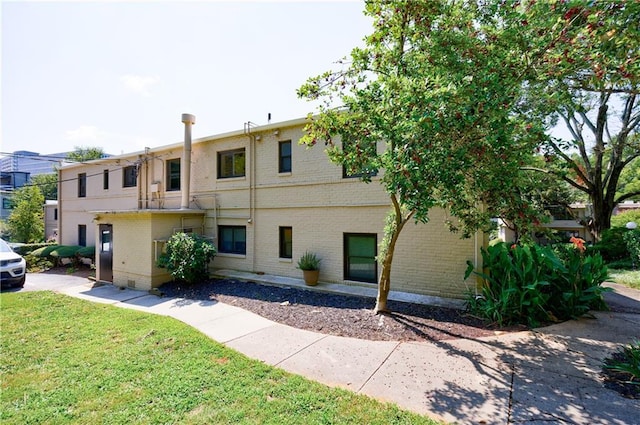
[297,251,321,286]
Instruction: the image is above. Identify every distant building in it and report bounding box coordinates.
[1,172,32,220]
[0,150,70,176]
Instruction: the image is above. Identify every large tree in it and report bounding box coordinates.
[299,0,639,312]
[66,146,106,163]
[28,173,58,200]
[520,1,640,241]
[7,185,44,243]
[298,1,546,312]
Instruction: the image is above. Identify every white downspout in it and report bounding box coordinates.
[181,113,195,209]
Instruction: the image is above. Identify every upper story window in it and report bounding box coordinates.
[123,165,137,188]
[103,169,109,190]
[279,140,292,173]
[218,149,245,179]
[78,173,87,198]
[166,158,181,191]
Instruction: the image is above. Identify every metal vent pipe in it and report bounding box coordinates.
[181,113,195,209]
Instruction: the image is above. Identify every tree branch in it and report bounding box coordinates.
[522,166,589,193]
[615,191,640,205]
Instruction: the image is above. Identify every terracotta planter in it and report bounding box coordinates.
[302,269,320,286]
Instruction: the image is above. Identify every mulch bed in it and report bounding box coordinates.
[159,278,520,342]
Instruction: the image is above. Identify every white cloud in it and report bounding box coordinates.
[65,125,105,142]
[120,74,161,96]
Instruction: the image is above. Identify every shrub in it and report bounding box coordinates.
[623,229,640,268]
[590,227,630,262]
[12,242,54,256]
[157,233,216,284]
[466,241,610,327]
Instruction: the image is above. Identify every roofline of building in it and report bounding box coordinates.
[59,115,311,170]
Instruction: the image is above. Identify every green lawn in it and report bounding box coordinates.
[1,291,440,425]
[609,269,640,290]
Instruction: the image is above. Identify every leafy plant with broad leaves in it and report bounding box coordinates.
[604,339,640,386]
[466,241,610,327]
[157,233,216,284]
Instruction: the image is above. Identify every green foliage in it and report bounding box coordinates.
[605,340,640,385]
[76,245,95,259]
[28,173,58,200]
[157,233,216,284]
[590,227,631,262]
[296,251,321,271]
[66,146,106,162]
[611,209,640,228]
[6,185,44,243]
[466,242,610,327]
[10,242,52,256]
[13,243,57,272]
[623,229,640,267]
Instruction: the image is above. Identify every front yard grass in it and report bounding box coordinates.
[609,269,640,290]
[0,291,439,425]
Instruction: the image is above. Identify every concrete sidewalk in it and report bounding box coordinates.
[22,273,640,424]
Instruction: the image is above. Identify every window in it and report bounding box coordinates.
[279,226,292,259]
[54,208,58,220]
[218,225,246,254]
[344,233,377,283]
[278,140,292,173]
[123,165,137,188]
[103,169,109,190]
[78,224,87,247]
[218,149,245,179]
[166,158,181,191]
[78,173,86,198]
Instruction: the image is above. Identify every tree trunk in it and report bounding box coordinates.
[373,196,414,314]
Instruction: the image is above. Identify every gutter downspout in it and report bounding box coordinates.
[181,113,195,210]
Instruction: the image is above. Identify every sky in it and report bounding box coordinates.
[1,1,372,156]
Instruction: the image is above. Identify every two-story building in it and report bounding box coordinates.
[58,115,484,300]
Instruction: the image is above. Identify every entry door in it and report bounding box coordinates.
[99,224,113,282]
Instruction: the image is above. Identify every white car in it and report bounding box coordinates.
[0,238,26,289]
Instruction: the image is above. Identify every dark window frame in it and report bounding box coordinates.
[78,224,87,247]
[344,233,378,283]
[166,158,181,191]
[103,169,109,190]
[279,226,293,259]
[217,149,246,179]
[78,173,87,198]
[278,140,292,173]
[123,165,137,188]
[218,225,247,255]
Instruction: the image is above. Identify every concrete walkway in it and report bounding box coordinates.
[18,272,640,424]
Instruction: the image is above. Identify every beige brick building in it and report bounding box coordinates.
[58,116,484,299]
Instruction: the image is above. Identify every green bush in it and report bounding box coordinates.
[466,241,610,327]
[12,242,54,256]
[590,227,630,262]
[623,229,640,268]
[157,233,216,284]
